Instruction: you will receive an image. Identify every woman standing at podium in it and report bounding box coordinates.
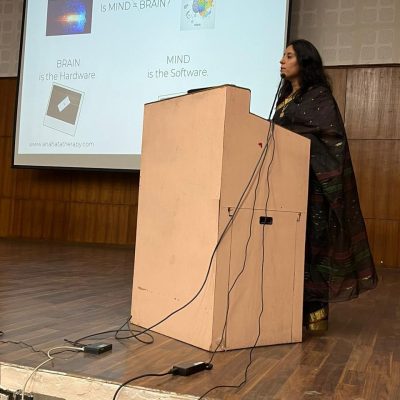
[273,39,378,332]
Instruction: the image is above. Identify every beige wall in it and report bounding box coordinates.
[0,0,22,77]
[290,0,400,65]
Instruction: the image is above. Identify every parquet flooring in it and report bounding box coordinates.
[0,239,398,399]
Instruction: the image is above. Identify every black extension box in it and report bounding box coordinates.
[83,343,112,354]
[172,361,212,376]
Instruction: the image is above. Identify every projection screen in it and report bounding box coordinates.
[14,0,291,170]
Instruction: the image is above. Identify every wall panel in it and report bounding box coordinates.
[344,66,400,267]
[0,136,15,197]
[365,219,400,268]
[14,169,72,201]
[11,199,69,241]
[290,0,400,66]
[12,199,48,239]
[126,206,138,245]
[345,68,400,139]
[0,199,12,237]
[69,172,138,205]
[327,67,347,117]
[66,203,132,245]
[0,78,17,136]
[349,140,400,220]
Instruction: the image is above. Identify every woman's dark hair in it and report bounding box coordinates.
[277,39,331,104]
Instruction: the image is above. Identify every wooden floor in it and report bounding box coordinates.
[0,239,399,400]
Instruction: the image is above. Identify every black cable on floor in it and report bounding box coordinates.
[0,339,47,357]
[65,315,154,347]
[112,370,173,400]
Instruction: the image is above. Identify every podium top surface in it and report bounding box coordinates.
[145,84,250,106]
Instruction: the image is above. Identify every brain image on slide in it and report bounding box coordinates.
[44,84,84,136]
[46,0,93,36]
[181,0,215,30]
[193,0,213,17]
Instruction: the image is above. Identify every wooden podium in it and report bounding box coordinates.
[131,85,310,351]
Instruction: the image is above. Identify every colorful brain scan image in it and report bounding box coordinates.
[181,0,215,30]
[192,0,214,17]
[46,0,93,36]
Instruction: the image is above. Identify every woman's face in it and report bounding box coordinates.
[280,45,300,81]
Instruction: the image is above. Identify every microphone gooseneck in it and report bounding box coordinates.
[267,76,284,120]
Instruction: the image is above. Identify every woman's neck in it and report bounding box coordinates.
[290,79,300,94]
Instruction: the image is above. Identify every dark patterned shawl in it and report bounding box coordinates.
[273,85,378,302]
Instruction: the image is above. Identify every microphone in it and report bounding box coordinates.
[280,72,286,79]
